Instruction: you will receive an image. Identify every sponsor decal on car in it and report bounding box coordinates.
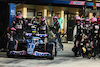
[10,51,26,55]
[33,51,50,56]
[27,43,35,55]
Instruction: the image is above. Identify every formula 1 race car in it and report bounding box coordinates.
[6,26,57,60]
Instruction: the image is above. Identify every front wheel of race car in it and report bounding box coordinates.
[7,50,15,58]
[6,41,15,58]
[47,51,54,60]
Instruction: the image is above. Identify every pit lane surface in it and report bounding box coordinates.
[0,43,100,67]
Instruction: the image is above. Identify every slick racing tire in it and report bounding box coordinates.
[6,42,15,58]
[47,50,54,60]
[47,42,57,57]
[7,50,15,58]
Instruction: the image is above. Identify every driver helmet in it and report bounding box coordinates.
[41,17,45,21]
[16,14,23,19]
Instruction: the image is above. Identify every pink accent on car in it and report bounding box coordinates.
[25,33,28,36]
[33,51,36,55]
[25,33,32,36]
[22,51,27,55]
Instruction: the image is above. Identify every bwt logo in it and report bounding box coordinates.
[73,2,82,4]
[36,52,50,56]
